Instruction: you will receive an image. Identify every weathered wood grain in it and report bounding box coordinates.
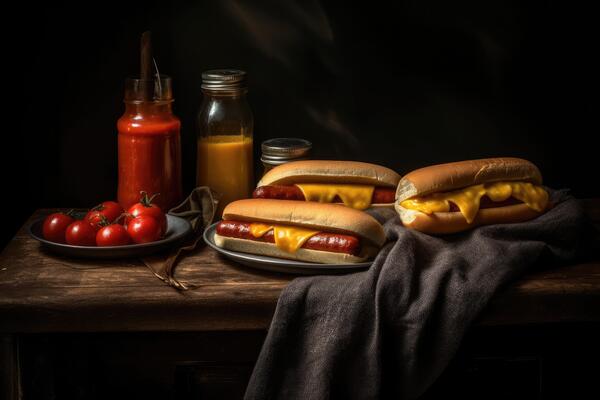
[0,203,598,333]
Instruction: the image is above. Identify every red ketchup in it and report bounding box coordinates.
[117,77,182,211]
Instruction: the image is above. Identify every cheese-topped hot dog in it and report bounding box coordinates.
[253,160,400,210]
[214,199,386,263]
[395,157,550,234]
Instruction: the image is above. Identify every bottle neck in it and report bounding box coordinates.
[123,101,174,115]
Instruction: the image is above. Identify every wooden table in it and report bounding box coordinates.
[1,202,599,399]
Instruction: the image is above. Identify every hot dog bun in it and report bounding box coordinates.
[216,199,385,263]
[396,157,542,202]
[214,235,373,263]
[258,160,400,188]
[396,203,546,235]
[395,158,548,234]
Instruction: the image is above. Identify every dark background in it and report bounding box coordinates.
[2,0,598,248]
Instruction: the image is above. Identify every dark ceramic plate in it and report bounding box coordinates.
[28,214,192,259]
[203,222,372,275]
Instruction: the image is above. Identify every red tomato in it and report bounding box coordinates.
[96,224,131,246]
[85,211,105,231]
[85,201,124,230]
[127,192,167,235]
[65,221,97,246]
[127,215,162,244]
[42,212,75,243]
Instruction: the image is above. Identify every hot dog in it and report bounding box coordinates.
[396,158,550,234]
[253,185,396,204]
[214,199,386,263]
[255,160,400,210]
[217,220,361,255]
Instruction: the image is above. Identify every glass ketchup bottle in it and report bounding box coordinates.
[117,76,182,211]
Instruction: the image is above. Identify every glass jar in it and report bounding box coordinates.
[117,76,182,211]
[261,138,312,175]
[196,70,254,216]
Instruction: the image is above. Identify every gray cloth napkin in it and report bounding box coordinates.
[244,190,586,399]
[142,187,219,290]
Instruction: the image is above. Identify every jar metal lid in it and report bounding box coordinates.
[201,69,247,91]
[261,138,312,162]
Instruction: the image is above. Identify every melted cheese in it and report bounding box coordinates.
[249,223,320,253]
[294,184,375,210]
[400,181,548,224]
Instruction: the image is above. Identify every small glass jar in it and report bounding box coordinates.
[196,70,254,216]
[261,138,312,175]
[117,76,182,211]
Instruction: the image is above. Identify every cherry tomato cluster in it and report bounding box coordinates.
[42,193,167,247]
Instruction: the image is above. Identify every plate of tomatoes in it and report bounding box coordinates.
[28,193,192,259]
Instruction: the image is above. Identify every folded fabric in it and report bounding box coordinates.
[142,187,219,290]
[244,190,586,399]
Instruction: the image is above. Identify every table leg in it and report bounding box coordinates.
[0,334,21,400]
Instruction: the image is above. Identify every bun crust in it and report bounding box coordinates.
[396,203,546,234]
[214,234,373,263]
[258,160,400,188]
[223,199,386,247]
[396,158,542,202]
[369,203,395,209]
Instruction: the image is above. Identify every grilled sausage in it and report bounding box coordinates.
[216,220,361,255]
